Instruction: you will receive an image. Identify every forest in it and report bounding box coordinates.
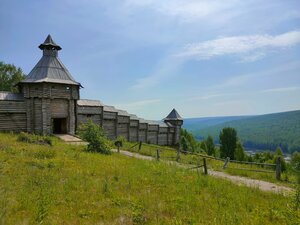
[185,110,300,153]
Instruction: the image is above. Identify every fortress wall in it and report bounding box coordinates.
[147,124,159,145]
[158,127,168,145]
[0,100,27,132]
[33,98,43,133]
[117,115,130,140]
[75,101,180,146]
[77,105,103,128]
[168,127,175,145]
[103,111,117,139]
[138,123,147,143]
[0,98,179,146]
[129,120,139,142]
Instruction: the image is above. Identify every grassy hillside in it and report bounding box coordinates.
[189,110,300,153]
[0,133,299,224]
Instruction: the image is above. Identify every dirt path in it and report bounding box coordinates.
[113,149,294,195]
[55,134,88,145]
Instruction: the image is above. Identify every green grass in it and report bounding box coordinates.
[0,133,299,224]
[122,142,298,187]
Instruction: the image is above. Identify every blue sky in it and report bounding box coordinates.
[1,0,300,119]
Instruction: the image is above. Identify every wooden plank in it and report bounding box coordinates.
[0,113,27,131]
[0,101,26,113]
[77,106,102,115]
[50,99,68,118]
[102,119,116,139]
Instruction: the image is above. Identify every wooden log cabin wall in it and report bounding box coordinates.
[76,100,182,146]
[0,92,27,132]
[0,35,183,146]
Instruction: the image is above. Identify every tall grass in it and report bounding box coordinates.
[0,133,299,224]
[122,141,298,187]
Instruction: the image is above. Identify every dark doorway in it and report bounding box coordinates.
[52,118,67,134]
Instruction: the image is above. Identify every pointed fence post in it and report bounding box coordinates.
[176,147,181,162]
[276,156,281,180]
[156,149,160,161]
[223,157,230,169]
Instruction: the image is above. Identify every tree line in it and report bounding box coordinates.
[181,127,292,171]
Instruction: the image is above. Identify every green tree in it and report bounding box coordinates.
[0,61,26,93]
[200,141,207,153]
[219,127,237,159]
[78,120,111,154]
[180,129,199,152]
[235,141,246,161]
[291,152,300,171]
[181,135,190,151]
[206,135,215,156]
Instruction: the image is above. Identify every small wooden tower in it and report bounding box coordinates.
[164,108,183,145]
[19,35,81,135]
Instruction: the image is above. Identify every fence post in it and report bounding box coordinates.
[203,158,208,175]
[156,149,160,161]
[223,157,230,169]
[276,156,281,180]
[115,141,121,153]
[176,147,181,162]
[138,141,142,151]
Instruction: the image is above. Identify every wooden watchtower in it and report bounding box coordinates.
[164,109,183,145]
[18,35,81,135]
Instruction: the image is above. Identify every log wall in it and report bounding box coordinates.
[0,100,27,132]
[0,91,181,145]
[76,103,180,145]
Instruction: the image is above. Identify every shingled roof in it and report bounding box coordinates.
[20,35,81,86]
[77,99,103,107]
[164,108,183,121]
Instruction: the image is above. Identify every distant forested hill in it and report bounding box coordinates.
[183,116,252,131]
[185,110,300,153]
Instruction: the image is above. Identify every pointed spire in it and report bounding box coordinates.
[39,34,62,50]
[164,108,183,121]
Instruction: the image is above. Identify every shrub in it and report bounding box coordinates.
[115,136,126,146]
[17,132,53,146]
[78,120,111,155]
[235,141,246,161]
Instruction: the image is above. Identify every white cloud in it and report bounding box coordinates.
[175,30,300,61]
[238,52,266,63]
[208,60,300,89]
[260,87,300,93]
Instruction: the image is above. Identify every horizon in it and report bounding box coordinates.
[1,0,300,120]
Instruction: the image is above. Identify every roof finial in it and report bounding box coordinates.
[39,34,62,50]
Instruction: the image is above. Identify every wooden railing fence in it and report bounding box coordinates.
[124,142,282,180]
